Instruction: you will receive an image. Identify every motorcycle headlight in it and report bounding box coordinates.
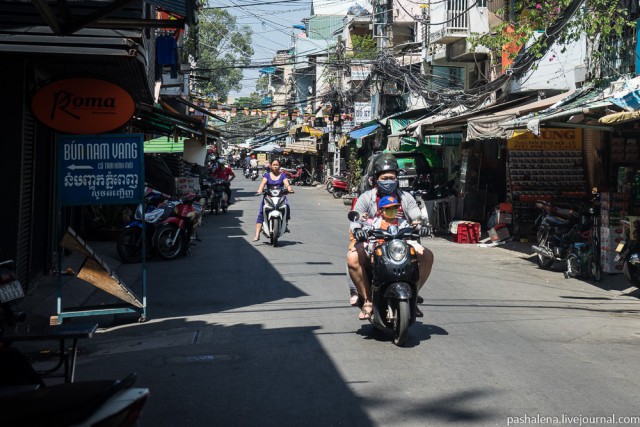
[388,240,407,262]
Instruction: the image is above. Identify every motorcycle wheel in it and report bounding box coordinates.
[251,176,258,181]
[392,299,410,347]
[326,181,333,192]
[333,190,344,199]
[116,227,142,263]
[589,255,602,282]
[155,224,184,260]
[536,228,553,270]
[304,176,313,186]
[623,260,640,286]
[270,220,279,247]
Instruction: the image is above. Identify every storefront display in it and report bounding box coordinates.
[506,129,586,236]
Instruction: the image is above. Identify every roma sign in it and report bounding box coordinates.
[32,78,135,134]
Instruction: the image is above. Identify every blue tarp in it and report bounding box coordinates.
[349,123,379,139]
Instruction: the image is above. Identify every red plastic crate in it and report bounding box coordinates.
[452,222,480,244]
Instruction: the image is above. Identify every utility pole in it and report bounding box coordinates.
[421,1,431,82]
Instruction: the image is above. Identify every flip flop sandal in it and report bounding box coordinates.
[358,303,373,320]
[416,307,424,317]
[252,237,260,242]
[349,294,360,306]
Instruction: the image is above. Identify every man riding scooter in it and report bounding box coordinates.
[210,159,235,204]
[347,154,434,320]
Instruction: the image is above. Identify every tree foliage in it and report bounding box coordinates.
[346,35,377,60]
[192,9,254,102]
[471,0,636,66]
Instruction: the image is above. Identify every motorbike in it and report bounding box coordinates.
[250,167,259,181]
[259,185,291,247]
[116,188,176,263]
[243,167,251,179]
[210,179,230,215]
[154,193,202,260]
[347,211,423,347]
[326,173,348,193]
[615,219,640,286]
[0,261,150,426]
[330,176,350,199]
[283,165,313,186]
[531,199,601,280]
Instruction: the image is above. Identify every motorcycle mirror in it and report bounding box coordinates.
[347,210,361,222]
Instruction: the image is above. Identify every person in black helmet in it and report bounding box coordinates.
[347,153,434,320]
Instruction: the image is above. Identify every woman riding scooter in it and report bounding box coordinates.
[253,159,294,241]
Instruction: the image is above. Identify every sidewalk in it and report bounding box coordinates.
[19,240,136,334]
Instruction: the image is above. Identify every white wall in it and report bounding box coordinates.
[510,33,587,93]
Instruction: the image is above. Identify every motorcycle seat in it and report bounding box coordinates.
[546,215,571,227]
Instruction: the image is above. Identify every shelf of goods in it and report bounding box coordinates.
[507,149,586,236]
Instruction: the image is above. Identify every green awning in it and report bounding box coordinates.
[144,137,189,153]
[422,133,462,146]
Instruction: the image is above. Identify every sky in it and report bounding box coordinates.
[212,0,314,99]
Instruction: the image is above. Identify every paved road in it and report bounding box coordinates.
[72,174,640,426]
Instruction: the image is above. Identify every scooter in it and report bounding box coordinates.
[154,193,202,260]
[0,262,150,426]
[330,176,350,199]
[347,211,422,347]
[615,219,640,286]
[210,179,229,215]
[260,185,291,247]
[532,198,600,280]
[116,188,176,263]
[250,167,259,181]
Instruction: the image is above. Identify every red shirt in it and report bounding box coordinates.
[211,166,235,180]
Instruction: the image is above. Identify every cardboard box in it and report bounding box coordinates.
[627,216,640,241]
[488,224,510,242]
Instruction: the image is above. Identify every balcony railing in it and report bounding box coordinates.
[430,0,469,44]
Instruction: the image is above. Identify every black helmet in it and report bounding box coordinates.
[372,154,399,177]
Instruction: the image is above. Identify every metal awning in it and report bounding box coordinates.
[133,103,220,140]
[144,136,188,153]
[349,123,379,139]
[253,143,281,153]
[466,91,575,140]
[501,87,615,132]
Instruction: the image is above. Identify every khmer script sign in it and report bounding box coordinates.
[57,134,144,206]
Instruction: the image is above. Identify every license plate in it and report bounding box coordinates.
[0,280,24,303]
[615,242,626,253]
[400,179,409,188]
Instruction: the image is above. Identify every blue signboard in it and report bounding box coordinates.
[57,134,144,206]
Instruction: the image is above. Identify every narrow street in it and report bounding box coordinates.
[76,174,640,426]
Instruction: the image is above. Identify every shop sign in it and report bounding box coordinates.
[354,102,372,125]
[507,128,583,150]
[57,134,144,206]
[32,78,135,134]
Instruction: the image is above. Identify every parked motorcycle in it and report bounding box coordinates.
[326,173,348,193]
[210,179,230,215]
[347,211,423,347]
[531,200,600,280]
[330,176,350,199]
[116,188,176,263]
[615,219,640,286]
[154,193,202,260]
[283,164,313,186]
[0,261,150,426]
[259,185,292,247]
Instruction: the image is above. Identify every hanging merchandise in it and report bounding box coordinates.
[155,32,178,79]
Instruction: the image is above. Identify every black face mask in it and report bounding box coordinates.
[377,179,398,195]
